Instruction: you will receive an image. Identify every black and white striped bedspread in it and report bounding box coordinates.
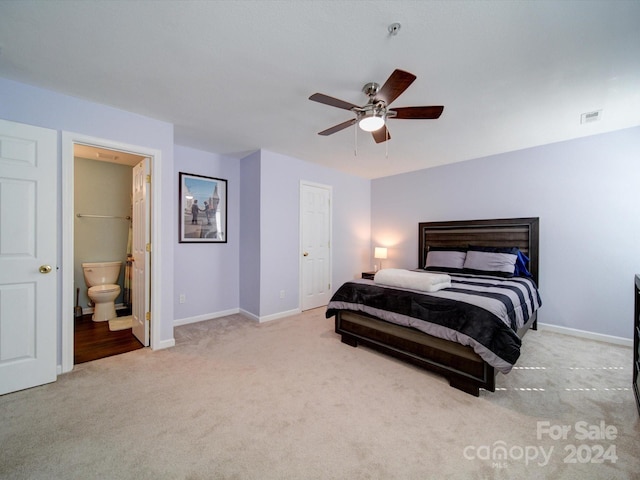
[438,273,541,331]
[326,272,541,373]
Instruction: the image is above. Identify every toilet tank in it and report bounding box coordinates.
[82,261,122,287]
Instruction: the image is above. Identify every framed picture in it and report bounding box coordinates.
[179,172,227,243]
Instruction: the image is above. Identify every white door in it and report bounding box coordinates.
[0,119,57,395]
[300,182,332,310]
[131,158,150,346]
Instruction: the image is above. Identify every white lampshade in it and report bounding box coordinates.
[374,247,388,259]
[359,115,385,132]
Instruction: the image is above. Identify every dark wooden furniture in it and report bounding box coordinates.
[634,275,640,415]
[361,271,376,280]
[335,217,540,396]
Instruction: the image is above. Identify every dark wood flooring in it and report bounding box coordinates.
[74,310,144,364]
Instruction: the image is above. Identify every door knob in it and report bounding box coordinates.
[303,252,309,257]
[39,265,52,274]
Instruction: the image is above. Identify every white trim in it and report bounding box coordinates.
[174,308,241,327]
[257,308,302,323]
[61,132,163,373]
[538,322,632,347]
[239,308,301,323]
[239,309,260,323]
[61,137,75,374]
[157,338,176,350]
[299,180,333,311]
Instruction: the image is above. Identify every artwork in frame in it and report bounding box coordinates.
[179,172,227,243]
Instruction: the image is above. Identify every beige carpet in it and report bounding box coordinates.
[108,315,133,331]
[1,308,638,479]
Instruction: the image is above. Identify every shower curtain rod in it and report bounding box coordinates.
[76,213,131,220]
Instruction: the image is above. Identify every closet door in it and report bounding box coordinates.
[300,182,332,311]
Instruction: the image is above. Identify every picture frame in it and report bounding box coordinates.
[179,172,227,243]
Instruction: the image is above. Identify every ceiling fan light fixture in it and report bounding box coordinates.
[358,113,385,132]
[309,68,443,143]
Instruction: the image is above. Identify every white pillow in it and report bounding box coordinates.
[425,248,466,272]
[463,248,518,277]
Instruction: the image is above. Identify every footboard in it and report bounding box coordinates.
[336,310,538,396]
[335,311,496,396]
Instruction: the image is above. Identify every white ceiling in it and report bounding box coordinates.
[1,1,638,179]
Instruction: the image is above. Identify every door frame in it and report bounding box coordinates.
[61,132,162,373]
[298,180,333,311]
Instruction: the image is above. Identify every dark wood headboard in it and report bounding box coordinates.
[418,217,539,285]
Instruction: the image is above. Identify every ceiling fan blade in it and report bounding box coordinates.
[376,69,416,106]
[309,93,359,111]
[318,118,357,136]
[372,125,390,144]
[391,106,444,119]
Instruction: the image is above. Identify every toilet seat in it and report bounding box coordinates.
[82,261,123,322]
[89,284,120,294]
[87,284,121,321]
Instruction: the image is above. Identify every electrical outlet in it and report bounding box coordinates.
[280,290,285,299]
[179,294,186,304]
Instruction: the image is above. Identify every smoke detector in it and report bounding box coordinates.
[388,22,401,36]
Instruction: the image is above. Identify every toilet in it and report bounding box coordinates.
[82,261,122,322]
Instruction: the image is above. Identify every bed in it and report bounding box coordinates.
[326,217,541,396]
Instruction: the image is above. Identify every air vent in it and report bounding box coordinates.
[581,110,602,124]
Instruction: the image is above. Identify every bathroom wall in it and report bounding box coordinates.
[74,157,133,310]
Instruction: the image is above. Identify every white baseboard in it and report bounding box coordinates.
[174,308,241,327]
[239,308,302,323]
[538,322,632,347]
[257,308,302,323]
[176,307,302,325]
[156,338,176,350]
[239,309,260,322]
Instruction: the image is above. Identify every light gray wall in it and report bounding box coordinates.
[175,147,371,321]
[74,157,132,309]
[371,126,640,339]
[0,77,176,356]
[0,77,370,350]
[239,151,262,316]
[173,145,240,321]
[242,149,371,319]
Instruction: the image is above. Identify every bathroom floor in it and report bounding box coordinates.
[74,309,144,364]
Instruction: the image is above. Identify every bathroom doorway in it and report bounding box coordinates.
[72,145,147,363]
[61,133,159,372]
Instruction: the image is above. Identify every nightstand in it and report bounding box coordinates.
[362,271,376,280]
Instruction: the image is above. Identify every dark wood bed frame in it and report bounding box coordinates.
[334,217,540,396]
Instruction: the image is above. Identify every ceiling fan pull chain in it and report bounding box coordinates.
[354,120,358,157]
[385,131,388,159]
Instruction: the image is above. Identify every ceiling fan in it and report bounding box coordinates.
[309,69,444,144]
